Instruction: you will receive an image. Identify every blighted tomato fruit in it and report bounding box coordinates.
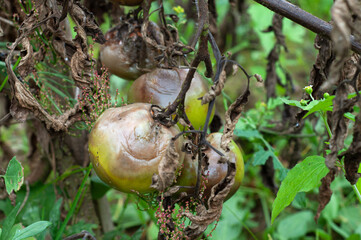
[88,103,184,193]
[128,68,215,130]
[100,21,163,80]
[177,132,244,200]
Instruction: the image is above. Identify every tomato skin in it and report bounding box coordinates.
[128,68,215,130]
[100,22,163,80]
[177,133,244,200]
[88,103,184,193]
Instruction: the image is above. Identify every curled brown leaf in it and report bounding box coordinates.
[183,160,236,239]
[321,0,361,91]
[6,0,104,131]
[201,67,226,105]
[315,169,336,222]
[151,137,182,192]
[340,109,361,185]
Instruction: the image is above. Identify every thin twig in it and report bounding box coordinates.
[0,16,15,26]
[252,0,361,54]
[0,113,11,125]
[63,231,96,240]
[17,180,29,215]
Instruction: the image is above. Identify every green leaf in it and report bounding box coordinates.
[303,97,335,118]
[280,97,310,110]
[271,156,329,224]
[280,97,335,116]
[9,224,23,240]
[347,90,361,99]
[0,203,21,240]
[13,221,51,240]
[233,129,262,139]
[91,174,111,199]
[344,112,356,122]
[2,157,24,195]
[347,234,361,240]
[356,163,361,197]
[276,211,315,239]
[49,198,62,239]
[253,148,272,166]
[64,220,97,236]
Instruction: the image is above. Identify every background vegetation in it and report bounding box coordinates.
[0,0,361,239]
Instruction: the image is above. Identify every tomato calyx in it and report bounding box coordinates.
[150,105,178,128]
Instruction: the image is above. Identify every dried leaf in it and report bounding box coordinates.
[326,83,356,169]
[340,109,361,184]
[183,160,236,239]
[315,170,336,222]
[201,68,226,105]
[221,84,250,152]
[151,138,181,192]
[296,36,333,121]
[17,38,34,78]
[321,0,361,90]
[264,14,287,100]
[272,14,287,51]
[265,46,279,100]
[5,0,104,131]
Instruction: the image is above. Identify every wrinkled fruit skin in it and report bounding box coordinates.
[177,133,244,200]
[88,103,184,193]
[128,68,215,130]
[111,0,144,6]
[100,21,163,80]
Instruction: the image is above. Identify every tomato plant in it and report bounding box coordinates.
[2,0,361,239]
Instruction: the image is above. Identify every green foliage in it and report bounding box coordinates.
[2,0,361,239]
[281,96,335,118]
[276,211,315,239]
[49,198,63,238]
[55,166,92,240]
[0,202,50,240]
[0,157,24,195]
[0,203,21,240]
[271,156,329,223]
[357,164,361,197]
[12,221,52,240]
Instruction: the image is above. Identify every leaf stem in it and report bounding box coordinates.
[352,184,361,204]
[321,112,332,139]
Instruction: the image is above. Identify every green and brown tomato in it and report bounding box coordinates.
[177,132,244,200]
[88,103,184,193]
[128,68,215,130]
[99,21,163,80]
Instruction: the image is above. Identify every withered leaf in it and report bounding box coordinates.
[340,110,361,185]
[151,138,181,192]
[315,170,336,222]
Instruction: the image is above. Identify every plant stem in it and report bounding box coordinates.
[352,184,361,204]
[321,112,332,139]
[252,0,361,55]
